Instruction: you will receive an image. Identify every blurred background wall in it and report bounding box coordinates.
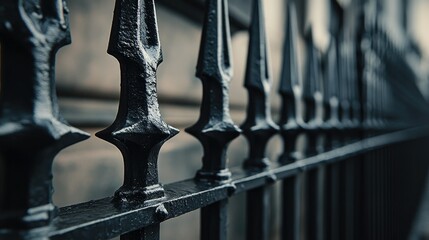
[36,0,429,239]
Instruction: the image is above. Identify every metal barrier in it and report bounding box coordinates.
[0,0,428,239]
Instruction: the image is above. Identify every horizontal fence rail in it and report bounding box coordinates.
[0,126,428,239]
[1,0,429,239]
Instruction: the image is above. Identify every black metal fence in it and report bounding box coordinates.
[1,0,429,239]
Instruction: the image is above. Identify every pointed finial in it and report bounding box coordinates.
[196,0,233,82]
[96,0,178,204]
[325,0,343,127]
[338,37,352,125]
[278,1,303,163]
[329,0,344,36]
[302,30,323,124]
[186,0,241,182]
[324,38,341,124]
[0,0,89,228]
[346,41,361,126]
[241,0,278,169]
[278,1,302,163]
[279,1,301,96]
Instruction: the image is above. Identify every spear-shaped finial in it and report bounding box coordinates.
[279,1,300,107]
[302,30,325,156]
[320,1,344,152]
[346,40,361,127]
[324,38,341,125]
[278,1,302,163]
[324,0,343,126]
[329,0,344,37]
[241,0,278,170]
[96,0,178,204]
[241,1,279,239]
[338,39,353,127]
[302,30,323,125]
[0,0,89,228]
[186,0,241,182]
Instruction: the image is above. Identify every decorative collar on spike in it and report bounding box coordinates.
[186,0,240,182]
[241,0,279,170]
[278,1,302,130]
[277,1,303,164]
[96,0,178,204]
[0,0,89,228]
[303,30,321,100]
[302,30,323,125]
[279,1,301,96]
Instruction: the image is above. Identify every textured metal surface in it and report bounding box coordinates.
[278,2,301,164]
[94,0,178,238]
[184,0,240,239]
[96,0,178,205]
[185,0,240,183]
[278,3,303,240]
[0,0,89,228]
[1,0,429,239]
[241,0,278,239]
[0,126,427,239]
[241,0,278,170]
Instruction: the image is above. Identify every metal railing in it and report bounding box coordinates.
[0,0,428,239]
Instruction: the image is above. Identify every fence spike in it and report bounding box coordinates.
[279,2,300,97]
[96,0,178,204]
[303,30,325,157]
[324,39,340,125]
[302,30,323,125]
[0,0,89,228]
[186,0,240,182]
[241,1,278,238]
[325,0,343,124]
[278,2,302,163]
[337,41,353,131]
[241,0,278,170]
[348,40,361,128]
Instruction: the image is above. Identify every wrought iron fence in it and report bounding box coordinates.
[0,0,428,239]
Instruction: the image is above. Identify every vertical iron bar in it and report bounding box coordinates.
[316,165,326,240]
[329,163,340,240]
[121,225,160,240]
[302,30,324,240]
[345,158,356,240]
[323,3,343,234]
[0,0,89,228]
[241,0,278,171]
[241,0,278,239]
[343,11,359,237]
[325,1,344,239]
[200,200,228,240]
[323,37,340,240]
[305,168,318,240]
[185,0,240,239]
[96,0,178,239]
[278,3,302,240]
[246,187,271,240]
